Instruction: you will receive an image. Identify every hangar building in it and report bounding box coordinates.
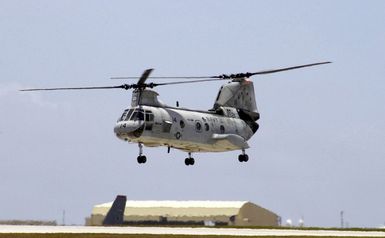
[86,200,280,227]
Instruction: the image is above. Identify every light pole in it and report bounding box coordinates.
[340,210,344,228]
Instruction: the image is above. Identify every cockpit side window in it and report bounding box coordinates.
[145,110,154,121]
[130,109,144,121]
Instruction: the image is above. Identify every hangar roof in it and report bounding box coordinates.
[92,200,250,217]
[96,200,248,208]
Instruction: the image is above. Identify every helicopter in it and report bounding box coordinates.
[21,61,330,166]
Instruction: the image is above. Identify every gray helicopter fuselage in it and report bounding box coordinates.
[114,105,254,153]
[114,80,260,154]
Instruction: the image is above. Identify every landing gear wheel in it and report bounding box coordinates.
[243,154,249,162]
[238,154,244,162]
[238,154,249,162]
[137,155,147,164]
[184,158,195,166]
[185,152,195,166]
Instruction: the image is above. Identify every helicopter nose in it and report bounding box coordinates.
[114,121,144,139]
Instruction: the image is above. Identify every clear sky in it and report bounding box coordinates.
[1,0,384,228]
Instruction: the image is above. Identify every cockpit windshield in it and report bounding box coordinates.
[119,109,131,121]
[118,108,146,121]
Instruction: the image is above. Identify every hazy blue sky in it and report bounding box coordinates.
[1,0,384,227]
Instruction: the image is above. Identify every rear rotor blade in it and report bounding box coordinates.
[150,61,331,85]
[249,61,331,76]
[112,61,331,81]
[153,78,226,86]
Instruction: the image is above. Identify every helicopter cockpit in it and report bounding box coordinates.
[115,108,147,140]
[118,108,144,122]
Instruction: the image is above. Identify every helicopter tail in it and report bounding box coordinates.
[213,79,259,121]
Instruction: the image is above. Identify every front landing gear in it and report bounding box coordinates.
[185,152,195,166]
[238,149,249,162]
[137,143,147,164]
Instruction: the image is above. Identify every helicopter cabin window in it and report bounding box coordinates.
[180,120,185,128]
[195,122,202,132]
[204,123,210,131]
[130,109,144,121]
[220,125,225,134]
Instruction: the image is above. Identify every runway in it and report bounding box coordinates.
[1,225,385,237]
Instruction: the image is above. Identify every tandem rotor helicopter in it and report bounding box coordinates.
[21,61,330,166]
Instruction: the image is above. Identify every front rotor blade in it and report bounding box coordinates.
[20,85,129,92]
[249,61,331,76]
[137,68,154,85]
[111,76,214,80]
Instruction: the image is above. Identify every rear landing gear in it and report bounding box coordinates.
[185,152,195,166]
[137,143,147,164]
[185,158,195,166]
[137,155,147,164]
[238,149,249,162]
[238,154,249,162]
